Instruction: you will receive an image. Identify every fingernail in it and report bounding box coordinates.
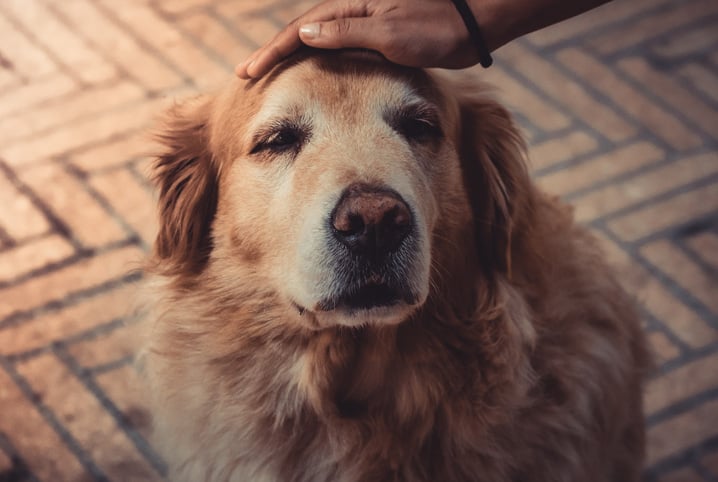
[300,23,320,39]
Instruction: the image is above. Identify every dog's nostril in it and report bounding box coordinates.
[331,185,413,256]
[335,213,366,236]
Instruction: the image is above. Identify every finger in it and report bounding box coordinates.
[298,17,386,50]
[235,52,260,79]
[236,0,368,78]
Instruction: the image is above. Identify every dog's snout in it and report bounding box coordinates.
[332,184,412,256]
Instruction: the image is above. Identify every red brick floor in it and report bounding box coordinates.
[0,0,716,481]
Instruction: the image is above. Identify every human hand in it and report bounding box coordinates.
[235,0,489,79]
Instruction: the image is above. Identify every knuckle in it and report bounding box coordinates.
[334,18,353,36]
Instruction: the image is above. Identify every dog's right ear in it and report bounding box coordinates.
[152,97,218,276]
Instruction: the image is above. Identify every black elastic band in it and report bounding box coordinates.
[450,0,493,68]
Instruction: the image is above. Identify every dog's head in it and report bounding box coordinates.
[151,50,530,329]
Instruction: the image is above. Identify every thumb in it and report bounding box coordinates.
[298,17,380,50]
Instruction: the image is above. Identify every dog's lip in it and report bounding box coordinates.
[315,283,415,312]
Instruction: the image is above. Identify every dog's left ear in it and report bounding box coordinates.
[454,83,532,278]
[152,97,219,276]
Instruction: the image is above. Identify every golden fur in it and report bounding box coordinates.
[140,50,650,482]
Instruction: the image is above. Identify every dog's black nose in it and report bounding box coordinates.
[331,184,412,257]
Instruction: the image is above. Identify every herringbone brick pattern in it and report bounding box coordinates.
[0,0,715,480]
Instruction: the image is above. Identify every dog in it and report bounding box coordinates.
[139,49,650,482]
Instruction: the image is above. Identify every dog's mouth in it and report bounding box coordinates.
[315,282,415,312]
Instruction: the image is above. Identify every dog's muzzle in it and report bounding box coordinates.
[317,183,418,312]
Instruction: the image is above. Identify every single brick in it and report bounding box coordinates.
[271,0,329,23]
[0,170,50,240]
[686,233,718,270]
[648,331,681,365]
[0,283,137,356]
[645,352,718,415]
[557,49,702,150]
[0,74,76,118]
[646,398,718,466]
[156,0,215,15]
[499,43,636,142]
[17,353,162,481]
[0,234,75,283]
[67,321,140,369]
[679,64,718,104]
[641,240,718,314]
[20,163,127,248]
[0,69,20,92]
[89,167,158,246]
[71,130,155,171]
[215,0,275,19]
[0,368,87,480]
[529,131,598,171]
[701,449,718,478]
[575,153,718,222]
[536,141,663,196]
[0,450,11,472]
[0,245,143,321]
[607,183,718,242]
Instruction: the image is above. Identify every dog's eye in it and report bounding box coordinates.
[390,106,442,143]
[398,117,441,142]
[251,126,304,154]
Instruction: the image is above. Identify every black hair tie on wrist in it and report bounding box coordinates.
[450,0,493,68]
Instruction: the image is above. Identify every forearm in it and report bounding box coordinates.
[471,0,613,51]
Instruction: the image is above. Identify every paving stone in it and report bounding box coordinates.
[529,131,598,171]
[648,331,681,365]
[574,153,718,223]
[0,245,142,320]
[701,449,718,478]
[2,0,115,85]
[645,352,718,415]
[67,321,140,370]
[658,466,705,482]
[17,353,162,481]
[499,42,637,143]
[0,169,51,241]
[0,284,137,357]
[536,141,664,195]
[19,164,128,248]
[0,235,75,283]
[557,49,702,149]
[0,368,87,481]
[95,365,155,442]
[641,241,718,314]
[647,398,718,466]
[0,1,715,480]
[89,167,158,246]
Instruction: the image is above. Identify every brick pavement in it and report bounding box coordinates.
[0,0,716,480]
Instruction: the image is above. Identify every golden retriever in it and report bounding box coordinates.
[139,49,650,482]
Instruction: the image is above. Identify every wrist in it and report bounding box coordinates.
[467,0,516,51]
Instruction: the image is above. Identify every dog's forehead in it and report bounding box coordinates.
[252,52,436,120]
